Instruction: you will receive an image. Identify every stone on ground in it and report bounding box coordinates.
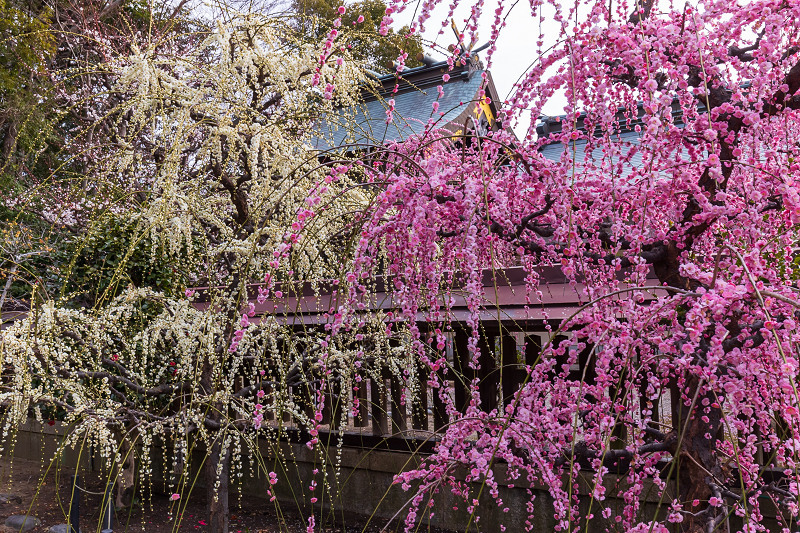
[0,494,22,504]
[49,525,83,533]
[4,515,41,531]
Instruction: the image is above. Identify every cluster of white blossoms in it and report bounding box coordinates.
[103,14,370,282]
[0,15,443,531]
[0,281,408,496]
[0,13,413,520]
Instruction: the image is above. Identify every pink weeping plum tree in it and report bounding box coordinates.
[263,0,800,531]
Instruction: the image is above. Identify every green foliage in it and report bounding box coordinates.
[292,0,423,71]
[0,0,209,310]
[0,0,57,189]
[55,214,190,307]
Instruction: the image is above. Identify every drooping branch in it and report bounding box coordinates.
[55,367,194,397]
[554,435,676,470]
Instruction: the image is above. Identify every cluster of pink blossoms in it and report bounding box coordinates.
[258,0,800,530]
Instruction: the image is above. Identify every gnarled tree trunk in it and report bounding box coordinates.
[657,249,728,533]
[675,384,726,533]
[205,432,232,533]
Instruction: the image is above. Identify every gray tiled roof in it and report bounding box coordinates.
[540,130,643,167]
[539,129,700,182]
[310,70,487,151]
[537,100,702,175]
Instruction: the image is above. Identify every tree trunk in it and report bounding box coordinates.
[675,381,725,532]
[655,251,727,532]
[205,435,232,533]
[115,437,136,509]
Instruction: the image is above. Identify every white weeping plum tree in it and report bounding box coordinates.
[0,10,402,533]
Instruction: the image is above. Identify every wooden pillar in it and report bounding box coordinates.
[325,379,343,430]
[550,334,569,379]
[610,363,628,451]
[432,385,447,432]
[478,332,498,413]
[453,330,471,412]
[577,340,597,386]
[500,334,519,406]
[525,333,541,368]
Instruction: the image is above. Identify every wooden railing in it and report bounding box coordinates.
[263,327,559,440]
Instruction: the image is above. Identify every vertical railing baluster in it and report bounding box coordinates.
[478,332,498,413]
[432,385,448,432]
[453,330,470,413]
[433,333,450,433]
[412,365,429,431]
[283,385,293,426]
[525,333,541,370]
[390,375,407,434]
[265,382,275,421]
[354,372,369,428]
[371,376,388,436]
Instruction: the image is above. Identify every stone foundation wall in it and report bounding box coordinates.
[5,421,782,533]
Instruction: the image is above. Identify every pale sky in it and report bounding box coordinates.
[196,0,571,134]
[393,0,569,135]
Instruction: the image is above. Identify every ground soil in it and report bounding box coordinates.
[0,457,449,533]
